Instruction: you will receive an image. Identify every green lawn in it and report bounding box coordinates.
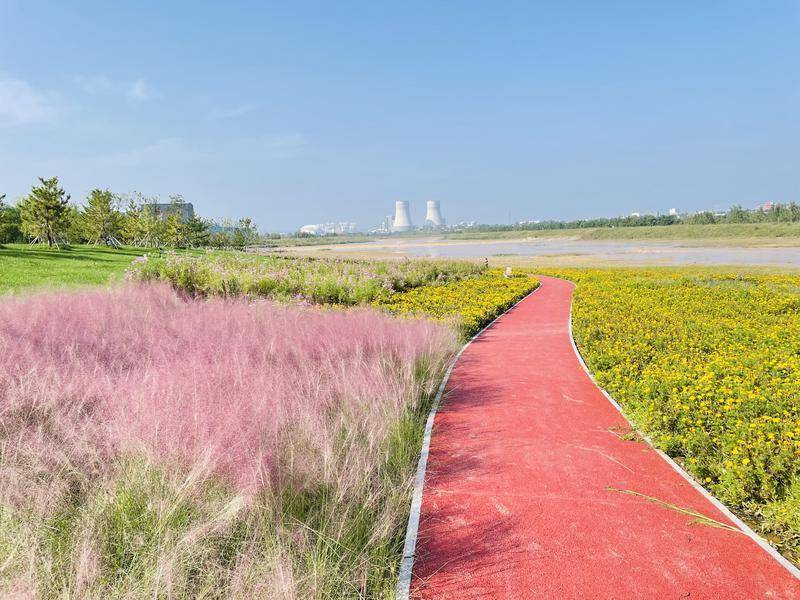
[0,244,149,294]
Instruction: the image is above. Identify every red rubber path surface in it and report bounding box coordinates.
[411,276,800,599]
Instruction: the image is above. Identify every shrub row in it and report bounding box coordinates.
[128,252,485,305]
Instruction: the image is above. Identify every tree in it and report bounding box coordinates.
[185,215,210,247]
[120,192,163,247]
[65,204,86,244]
[140,202,164,248]
[164,211,186,247]
[158,194,189,248]
[83,189,122,246]
[232,217,259,248]
[121,196,145,245]
[0,200,22,244]
[19,177,71,247]
[726,205,749,224]
[209,218,234,248]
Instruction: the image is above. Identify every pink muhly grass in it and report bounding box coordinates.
[0,282,457,505]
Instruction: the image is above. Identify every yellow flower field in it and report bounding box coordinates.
[377,270,539,337]
[543,268,800,561]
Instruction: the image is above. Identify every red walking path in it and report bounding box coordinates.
[408,276,800,599]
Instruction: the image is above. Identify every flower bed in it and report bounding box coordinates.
[545,268,800,562]
[377,269,539,337]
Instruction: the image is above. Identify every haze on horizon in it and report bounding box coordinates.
[1,1,798,231]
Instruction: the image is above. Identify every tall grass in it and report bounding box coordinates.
[0,283,457,598]
[127,252,484,304]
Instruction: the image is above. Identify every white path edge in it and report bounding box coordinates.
[395,284,541,600]
[397,276,800,600]
[565,282,800,581]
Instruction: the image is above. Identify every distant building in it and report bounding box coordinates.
[424,200,445,228]
[668,207,679,216]
[369,216,395,234]
[299,222,358,236]
[146,202,195,222]
[761,201,775,211]
[209,223,239,235]
[299,224,321,235]
[392,201,413,232]
[630,212,641,218]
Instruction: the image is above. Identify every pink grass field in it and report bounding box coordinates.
[0,282,457,509]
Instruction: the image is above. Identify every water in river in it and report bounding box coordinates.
[342,238,800,267]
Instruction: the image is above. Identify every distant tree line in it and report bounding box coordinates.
[0,176,260,248]
[457,203,800,233]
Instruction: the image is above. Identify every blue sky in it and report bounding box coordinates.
[1,1,798,231]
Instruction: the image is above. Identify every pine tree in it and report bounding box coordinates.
[83,189,122,246]
[19,177,70,247]
[185,215,210,247]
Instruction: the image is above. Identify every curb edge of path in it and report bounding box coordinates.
[395,280,542,600]
[565,279,800,582]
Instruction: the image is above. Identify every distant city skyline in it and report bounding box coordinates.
[2,1,798,231]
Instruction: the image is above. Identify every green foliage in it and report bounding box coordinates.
[231,217,259,248]
[18,176,71,247]
[64,204,85,245]
[447,202,800,235]
[140,201,165,247]
[129,252,485,304]
[120,197,145,245]
[83,189,123,246]
[184,215,210,247]
[0,203,23,244]
[377,270,539,337]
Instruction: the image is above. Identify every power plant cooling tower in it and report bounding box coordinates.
[425,200,445,228]
[392,201,413,232]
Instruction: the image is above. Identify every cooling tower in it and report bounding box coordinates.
[392,201,413,232]
[425,200,445,228]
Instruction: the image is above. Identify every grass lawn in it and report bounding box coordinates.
[0,244,150,294]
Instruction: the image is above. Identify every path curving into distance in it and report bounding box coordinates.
[406,276,800,599]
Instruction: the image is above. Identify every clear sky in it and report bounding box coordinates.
[1,1,798,231]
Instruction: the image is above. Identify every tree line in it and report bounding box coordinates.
[457,203,800,233]
[0,177,259,249]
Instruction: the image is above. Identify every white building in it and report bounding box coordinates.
[299,222,358,236]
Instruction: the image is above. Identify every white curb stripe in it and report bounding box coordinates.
[395,283,541,599]
[563,278,800,581]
